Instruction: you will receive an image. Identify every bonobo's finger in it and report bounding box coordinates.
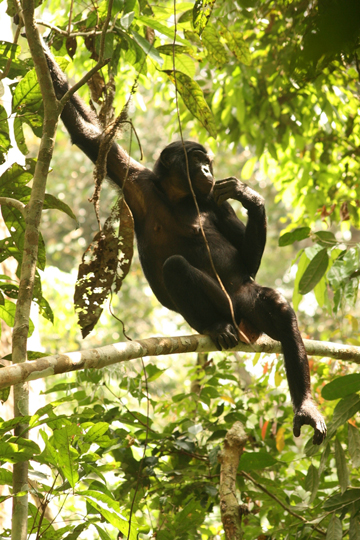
[293,407,327,445]
[293,420,301,438]
[213,186,233,206]
[312,420,327,445]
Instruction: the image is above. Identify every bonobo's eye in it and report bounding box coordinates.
[201,163,211,176]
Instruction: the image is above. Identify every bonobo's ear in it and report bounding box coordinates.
[189,149,209,162]
[159,147,174,169]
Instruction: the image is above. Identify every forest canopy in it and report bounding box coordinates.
[1,0,360,539]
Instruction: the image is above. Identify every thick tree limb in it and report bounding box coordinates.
[0,334,359,390]
[12,2,60,537]
[218,422,248,540]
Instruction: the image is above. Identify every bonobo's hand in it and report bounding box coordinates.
[293,398,327,445]
[213,177,265,212]
[213,177,243,205]
[203,322,239,351]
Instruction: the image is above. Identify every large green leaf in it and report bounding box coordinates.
[13,68,42,112]
[43,193,77,222]
[323,488,360,511]
[326,515,342,540]
[348,424,360,468]
[239,451,277,471]
[53,426,80,488]
[327,394,360,438]
[322,374,360,400]
[0,105,10,164]
[299,248,329,295]
[279,227,311,247]
[335,438,349,494]
[164,70,217,138]
[201,25,228,65]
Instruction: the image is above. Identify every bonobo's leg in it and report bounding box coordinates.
[163,255,238,350]
[236,282,327,445]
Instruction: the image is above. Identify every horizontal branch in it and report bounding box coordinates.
[0,334,359,390]
[35,19,116,38]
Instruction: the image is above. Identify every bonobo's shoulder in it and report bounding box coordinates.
[136,168,157,183]
[135,168,159,191]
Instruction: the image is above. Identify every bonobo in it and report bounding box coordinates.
[44,48,326,445]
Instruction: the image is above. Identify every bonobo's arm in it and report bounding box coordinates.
[213,177,267,278]
[44,47,148,218]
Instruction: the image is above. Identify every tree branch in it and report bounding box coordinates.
[0,334,359,390]
[240,471,326,536]
[59,0,114,109]
[0,197,26,218]
[12,2,60,537]
[218,422,248,540]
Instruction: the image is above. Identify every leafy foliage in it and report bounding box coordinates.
[1,0,360,538]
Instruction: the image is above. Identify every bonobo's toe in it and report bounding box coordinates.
[293,399,327,445]
[204,322,239,351]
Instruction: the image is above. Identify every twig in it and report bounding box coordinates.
[67,0,74,36]
[35,19,115,38]
[240,471,326,536]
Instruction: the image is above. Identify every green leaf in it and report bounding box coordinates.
[157,44,195,57]
[202,25,228,65]
[0,415,32,435]
[0,299,34,337]
[327,394,360,438]
[161,53,196,78]
[350,515,360,540]
[279,227,311,247]
[326,514,342,540]
[314,230,337,247]
[13,68,42,112]
[0,438,40,463]
[145,364,166,382]
[322,374,360,400]
[93,524,113,540]
[137,16,188,45]
[299,248,329,294]
[348,424,360,468]
[305,464,319,502]
[193,0,215,34]
[82,492,138,540]
[239,451,277,471]
[0,105,10,164]
[53,426,79,488]
[218,24,251,65]
[83,423,109,443]
[241,157,257,180]
[323,489,360,511]
[1,205,46,271]
[335,438,349,494]
[131,30,164,66]
[0,468,12,485]
[13,115,28,156]
[0,161,33,193]
[43,193,77,222]
[164,70,217,138]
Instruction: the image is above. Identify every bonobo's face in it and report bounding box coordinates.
[188,149,214,195]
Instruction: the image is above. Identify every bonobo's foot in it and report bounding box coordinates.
[204,322,239,351]
[293,398,327,445]
[239,319,261,344]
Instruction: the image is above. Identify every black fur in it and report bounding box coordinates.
[44,49,326,445]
